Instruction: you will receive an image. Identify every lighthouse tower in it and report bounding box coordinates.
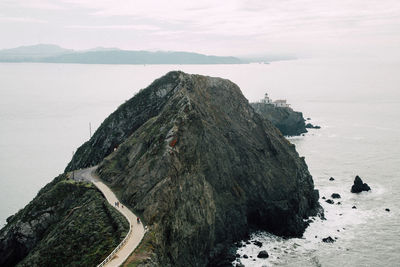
[262,93,273,104]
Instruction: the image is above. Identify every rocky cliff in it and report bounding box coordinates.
[251,102,307,136]
[65,73,189,172]
[0,175,128,267]
[82,71,320,266]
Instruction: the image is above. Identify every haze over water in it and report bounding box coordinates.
[0,58,399,266]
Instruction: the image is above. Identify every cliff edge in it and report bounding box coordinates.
[251,102,307,136]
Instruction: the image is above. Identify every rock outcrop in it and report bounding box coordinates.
[351,176,371,193]
[0,175,128,267]
[305,123,321,129]
[73,71,322,266]
[257,250,269,258]
[251,102,307,136]
[322,236,335,243]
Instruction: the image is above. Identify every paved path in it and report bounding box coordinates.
[74,166,145,267]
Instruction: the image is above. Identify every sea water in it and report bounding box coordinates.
[0,58,399,266]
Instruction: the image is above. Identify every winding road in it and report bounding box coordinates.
[74,167,145,267]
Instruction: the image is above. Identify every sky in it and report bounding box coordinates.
[1,0,400,57]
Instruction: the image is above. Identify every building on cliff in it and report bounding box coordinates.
[261,93,273,104]
[273,99,290,108]
[260,93,290,108]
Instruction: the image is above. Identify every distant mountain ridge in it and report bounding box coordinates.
[0,44,73,59]
[0,44,244,64]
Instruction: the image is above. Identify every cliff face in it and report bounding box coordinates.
[251,102,307,136]
[91,71,320,266]
[65,73,181,172]
[0,175,128,267]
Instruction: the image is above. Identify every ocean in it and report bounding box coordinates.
[0,58,399,266]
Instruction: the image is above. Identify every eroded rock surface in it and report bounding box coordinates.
[89,71,321,266]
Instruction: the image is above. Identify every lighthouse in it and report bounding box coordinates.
[262,93,273,104]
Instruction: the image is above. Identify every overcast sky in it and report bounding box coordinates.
[1,0,400,57]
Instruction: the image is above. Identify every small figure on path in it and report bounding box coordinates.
[137,217,140,224]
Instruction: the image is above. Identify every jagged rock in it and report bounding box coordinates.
[385,208,390,212]
[351,176,371,193]
[331,193,341,199]
[322,236,335,243]
[253,241,263,247]
[322,196,326,200]
[69,71,320,266]
[326,199,334,204]
[305,123,321,129]
[251,102,307,136]
[329,177,335,181]
[352,206,357,209]
[257,250,269,258]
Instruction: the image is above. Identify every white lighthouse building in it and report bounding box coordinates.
[261,93,273,104]
[273,99,290,108]
[260,92,291,108]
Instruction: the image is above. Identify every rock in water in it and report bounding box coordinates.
[305,123,321,129]
[351,176,371,193]
[329,177,335,181]
[257,250,269,258]
[69,71,320,266]
[253,240,263,247]
[322,236,335,243]
[331,193,341,199]
[326,199,334,204]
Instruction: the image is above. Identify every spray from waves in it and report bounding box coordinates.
[233,183,386,267]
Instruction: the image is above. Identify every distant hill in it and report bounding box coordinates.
[0,44,244,64]
[0,44,74,61]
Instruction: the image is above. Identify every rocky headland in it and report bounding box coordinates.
[251,102,307,136]
[68,71,320,266]
[1,71,321,267]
